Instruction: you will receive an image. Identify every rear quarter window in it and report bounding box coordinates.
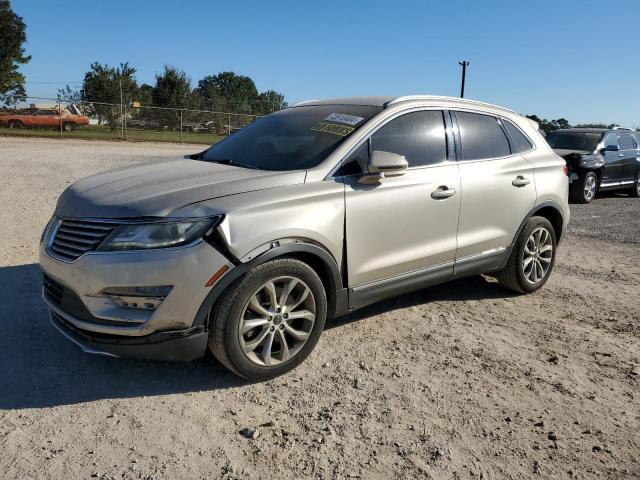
[619,133,636,150]
[503,119,533,153]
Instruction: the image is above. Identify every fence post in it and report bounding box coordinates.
[58,96,62,138]
[119,79,124,140]
[228,113,231,135]
[180,109,183,143]
[124,103,128,140]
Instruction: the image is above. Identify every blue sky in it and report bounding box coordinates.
[12,0,640,126]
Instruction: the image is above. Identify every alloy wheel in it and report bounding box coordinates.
[239,276,316,367]
[584,175,597,201]
[523,227,553,285]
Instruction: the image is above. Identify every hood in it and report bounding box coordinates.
[552,148,591,158]
[55,159,306,218]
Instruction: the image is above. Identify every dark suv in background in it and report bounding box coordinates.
[546,127,640,203]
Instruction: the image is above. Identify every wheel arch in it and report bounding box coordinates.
[501,201,566,270]
[192,240,346,330]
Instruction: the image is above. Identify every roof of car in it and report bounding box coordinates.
[291,95,515,114]
[552,128,608,134]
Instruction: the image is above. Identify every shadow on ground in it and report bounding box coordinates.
[0,262,514,410]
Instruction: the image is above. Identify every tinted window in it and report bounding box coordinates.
[603,133,619,149]
[456,112,511,160]
[370,110,447,167]
[619,133,636,150]
[201,104,382,171]
[546,131,602,151]
[503,119,533,153]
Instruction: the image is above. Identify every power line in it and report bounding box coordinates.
[24,81,83,84]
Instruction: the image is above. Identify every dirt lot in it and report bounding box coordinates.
[1,136,638,480]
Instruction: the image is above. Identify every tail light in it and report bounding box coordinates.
[563,165,569,176]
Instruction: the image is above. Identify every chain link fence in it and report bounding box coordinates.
[0,96,261,144]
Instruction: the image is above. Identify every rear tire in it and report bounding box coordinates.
[571,171,598,203]
[208,258,327,381]
[8,120,23,129]
[495,216,557,294]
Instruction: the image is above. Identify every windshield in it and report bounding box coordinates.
[546,131,602,151]
[200,105,382,171]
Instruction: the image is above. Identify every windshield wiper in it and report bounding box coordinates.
[206,158,260,170]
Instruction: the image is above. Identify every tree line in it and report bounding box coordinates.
[60,62,287,130]
[525,115,616,134]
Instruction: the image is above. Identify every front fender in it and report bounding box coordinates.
[191,240,346,328]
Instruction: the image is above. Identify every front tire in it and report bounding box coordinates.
[571,171,598,203]
[628,175,640,198]
[8,120,24,129]
[208,258,327,380]
[62,122,75,132]
[495,216,557,294]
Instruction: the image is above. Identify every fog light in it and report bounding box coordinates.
[101,286,173,311]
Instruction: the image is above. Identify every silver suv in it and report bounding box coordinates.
[40,96,570,380]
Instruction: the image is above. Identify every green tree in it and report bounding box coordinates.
[526,114,572,134]
[0,0,31,106]
[151,66,198,128]
[82,62,138,129]
[197,72,258,113]
[255,89,287,114]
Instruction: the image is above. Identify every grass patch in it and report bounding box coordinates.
[0,125,225,145]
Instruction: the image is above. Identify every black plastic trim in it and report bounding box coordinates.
[348,263,453,310]
[192,241,344,328]
[500,200,566,269]
[51,312,208,361]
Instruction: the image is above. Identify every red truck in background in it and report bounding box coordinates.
[0,103,89,131]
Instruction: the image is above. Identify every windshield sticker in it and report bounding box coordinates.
[324,113,365,126]
[311,122,355,136]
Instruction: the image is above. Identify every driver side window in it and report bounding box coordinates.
[603,133,619,149]
[338,110,447,176]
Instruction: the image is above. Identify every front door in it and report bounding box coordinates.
[341,110,461,298]
[601,132,626,184]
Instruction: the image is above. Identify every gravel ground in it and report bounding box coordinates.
[1,136,639,480]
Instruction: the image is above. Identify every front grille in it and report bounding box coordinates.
[50,219,118,261]
[43,273,64,305]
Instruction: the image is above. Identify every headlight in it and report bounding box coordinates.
[98,217,219,251]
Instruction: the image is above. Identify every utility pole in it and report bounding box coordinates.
[458,60,470,98]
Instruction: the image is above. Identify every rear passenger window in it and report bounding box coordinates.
[370,110,447,167]
[503,119,533,153]
[619,133,636,150]
[456,112,511,160]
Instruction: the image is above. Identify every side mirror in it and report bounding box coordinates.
[362,150,408,182]
[601,144,619,152]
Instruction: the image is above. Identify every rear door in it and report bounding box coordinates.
[342,109,460,297]
[453,111,536,270]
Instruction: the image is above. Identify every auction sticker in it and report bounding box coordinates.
[324,113,365,126]
[311,122,355,136]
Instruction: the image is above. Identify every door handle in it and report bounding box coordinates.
[431,186,456,199]
[512,176,531,187]
[618,153,624,157]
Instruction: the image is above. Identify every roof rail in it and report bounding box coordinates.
[290,99,320,107]
[610,126,634,131]
[384,95,515,113]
